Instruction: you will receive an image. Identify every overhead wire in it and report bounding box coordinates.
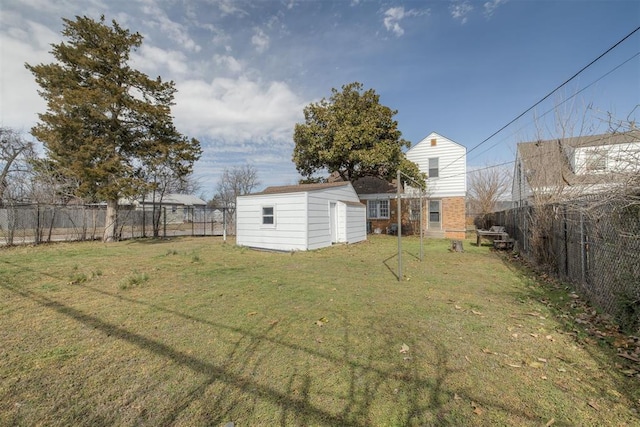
[466,51,640,164]
[438,25,640,175]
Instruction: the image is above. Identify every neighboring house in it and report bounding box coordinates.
[236,182,366,251]
[121,193,207,223]
[512,130,640,206]
[405,132,467,239]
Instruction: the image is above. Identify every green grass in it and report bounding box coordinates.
[0,236,637,426]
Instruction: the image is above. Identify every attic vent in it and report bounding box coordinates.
[430,138,437,146]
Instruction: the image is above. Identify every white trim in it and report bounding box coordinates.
[261,205,276,228]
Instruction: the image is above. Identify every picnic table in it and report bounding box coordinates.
[476,226,511,247]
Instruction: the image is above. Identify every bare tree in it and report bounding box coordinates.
[0,127,36,204]
[467,165,511,229]
[514,101,639,265]
[212,165,260,211]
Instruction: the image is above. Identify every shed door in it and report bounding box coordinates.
[330,202,337,243]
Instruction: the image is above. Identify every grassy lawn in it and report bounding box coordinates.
[1,235,638,426]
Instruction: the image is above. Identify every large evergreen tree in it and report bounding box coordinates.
[26,15,201,242]
[293,82,425,187]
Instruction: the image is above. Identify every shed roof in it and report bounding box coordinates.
[253,181,351,195]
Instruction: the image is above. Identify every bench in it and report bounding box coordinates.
[476,226,508,246]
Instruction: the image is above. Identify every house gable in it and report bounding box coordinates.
[406,131,467,198]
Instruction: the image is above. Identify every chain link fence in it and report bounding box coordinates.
[0,204,235,246]
[489,202,640,333]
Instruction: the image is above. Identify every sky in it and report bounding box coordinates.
[1,0,639,198]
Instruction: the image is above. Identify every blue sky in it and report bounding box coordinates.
[1,0,638,198]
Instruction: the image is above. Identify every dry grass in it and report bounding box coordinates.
[0,235,637,426]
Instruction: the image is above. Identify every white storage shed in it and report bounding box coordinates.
[236,182,367,251]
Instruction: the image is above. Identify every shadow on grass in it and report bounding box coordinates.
[497,253,640,412]
[382,250,423,281]
[1,257,548,425]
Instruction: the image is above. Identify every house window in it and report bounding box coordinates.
[586,149,607,172]
[428,158,439,178]
[429,200,440,223]
[262,206,275,225]
[430,138,437,146]
[367,200,389,219]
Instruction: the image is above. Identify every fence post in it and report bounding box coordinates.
[563,206,569,278]
[223,208,227,242]
[580,211,586,285]
[35,204,41,245]
[163,207,167,238]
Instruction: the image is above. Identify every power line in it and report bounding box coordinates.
[440,25,640,174]
[467,50,640,163]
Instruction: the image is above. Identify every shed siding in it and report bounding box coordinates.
[236,182,365,251]
[406,132,467,198]
[345,203,367,242]
[236,192,308,251]
[306,185,358,250]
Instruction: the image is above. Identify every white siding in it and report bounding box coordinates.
[236,192,308,251]
[406,132,467,197]
[236,182,365,251]
[306,184,362,250]
[574,142,639,175]
[345,202,367,243]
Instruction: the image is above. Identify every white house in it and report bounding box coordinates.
[512,130,640,206]
[405,132,467,239]
[120,193,207,223]
[236,182,366,251]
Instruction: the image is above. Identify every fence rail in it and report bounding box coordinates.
[489,202,640,333]
[0,204,235,246]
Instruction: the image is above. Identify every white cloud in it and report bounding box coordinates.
[484,0,508,18]
[251,28,270,53]
[140,2,201,52]
[383,7,425,37]
[450,1,474,24]
[0,18,58,132]
[173,77,305,145]
[213,54,243,74]
[132,45,190,77]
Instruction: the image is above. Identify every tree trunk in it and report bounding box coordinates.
[103,199,118,242]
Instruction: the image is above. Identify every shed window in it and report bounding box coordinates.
[368,200,389,219]
[428,158,439,178]
[262,206,275,225]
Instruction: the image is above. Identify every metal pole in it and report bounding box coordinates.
[163,207,166,238]
[580,211,585,284]
[420,190,424,261]
[397,169,402,281]
[223,207,227,242]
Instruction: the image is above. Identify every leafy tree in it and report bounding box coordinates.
[26,16,201,242]
[293,82,425,188]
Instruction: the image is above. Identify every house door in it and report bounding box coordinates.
[428,200,441,230]
[329,202,337,243]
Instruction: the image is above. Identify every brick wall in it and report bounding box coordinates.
[442,196,466,239]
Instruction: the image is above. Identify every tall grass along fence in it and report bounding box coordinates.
[0,204,235,246]
[489,202,640,333]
